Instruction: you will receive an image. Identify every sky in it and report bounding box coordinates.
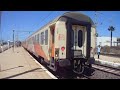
[0,11,120,42]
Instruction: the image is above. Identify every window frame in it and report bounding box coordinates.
[78,30,83,47]
[41,32,44,45]
[37,34,39,44]
[45,30,48,45]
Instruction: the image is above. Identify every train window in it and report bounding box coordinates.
[41,32,44,45]
[30,38,31,44]
[37,34,39,43]
[78,30,83,47]
[28,39,29,44]
[39,34,41,44]
[33,36,34,43]
[45,30,48,45]
[32,37,34,44]
[35,35,37,43]
[36,35,37,43]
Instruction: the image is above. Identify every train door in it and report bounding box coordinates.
[71,25,87,57]
[48,25,57,71]
[49,25,55,59]
[50,29,55,59]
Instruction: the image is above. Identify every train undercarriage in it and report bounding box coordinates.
[73,59,86,74]
[47,57,94,74]
[25,47,94,75]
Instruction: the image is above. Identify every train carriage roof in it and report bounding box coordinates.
[26,12,94,39]
[60,12,94,25]
[50,12,94,25]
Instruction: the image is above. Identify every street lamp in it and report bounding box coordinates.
[13,30,15,52]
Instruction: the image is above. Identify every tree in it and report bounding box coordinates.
[108,26,115,47]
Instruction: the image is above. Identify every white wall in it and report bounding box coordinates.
[97,37,117,46]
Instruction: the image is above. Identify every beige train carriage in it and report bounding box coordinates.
[23,12,96,74]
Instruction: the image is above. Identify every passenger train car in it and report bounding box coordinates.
[22,12,96,74]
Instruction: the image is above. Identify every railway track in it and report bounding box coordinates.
[101,53,120,58]
[34,56,120,79]
[54,63,120,79]
[92,64,120,76]
[40,64,93,79]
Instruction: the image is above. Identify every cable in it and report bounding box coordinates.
[39,11,54,24]
[22,11,55,41]
[32,11,54,31]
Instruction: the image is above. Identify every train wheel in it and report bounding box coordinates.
[76,63,84,74]
[73,60,84,74]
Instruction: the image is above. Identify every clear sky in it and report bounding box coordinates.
[1,11,120,42]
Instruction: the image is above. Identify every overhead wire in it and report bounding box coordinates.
[31,11,54,32]
[19,11,55,41]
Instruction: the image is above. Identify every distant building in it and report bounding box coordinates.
[117,38,120,46]
[97,37,119,46]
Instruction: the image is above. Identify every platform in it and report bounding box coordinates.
[94,54,120,70]
[0,47,57,79]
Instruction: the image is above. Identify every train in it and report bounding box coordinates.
[22,12,96,74]
[0,41,13,53]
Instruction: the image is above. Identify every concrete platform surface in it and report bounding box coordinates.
[0,47,57,79]
[94,54,120,69]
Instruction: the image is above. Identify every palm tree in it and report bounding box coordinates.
[108,26,115,47]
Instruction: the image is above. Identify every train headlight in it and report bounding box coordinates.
[55,54,58,57]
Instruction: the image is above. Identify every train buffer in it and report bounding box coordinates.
[0,47,57,79]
